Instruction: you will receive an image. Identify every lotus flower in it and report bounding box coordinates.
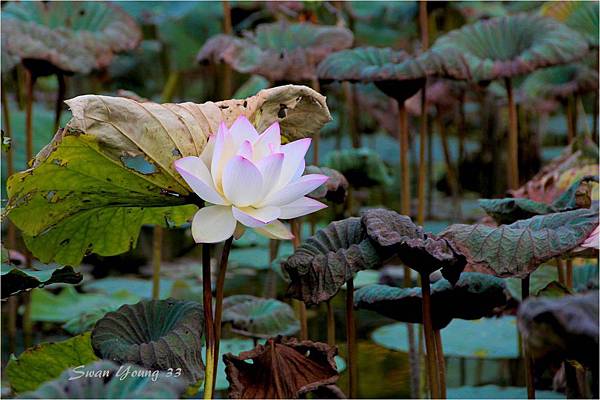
[174,116,328,243]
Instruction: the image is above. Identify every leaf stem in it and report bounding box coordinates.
[54,72,66,133]
[291,219,308,340]
[505,77,519,190]
[420,272,440,399]
[152,226,162,300]
[212,236,233,392]
[346,279,358,398]
[437,110,462,220]
[434,329,447,398]
[326,299,335,346]
[565,259,573,289]
[202,243,215,400]
[521,275,536,399]
[398,103,411,216]
[417,0,429,226]
[25,69,35,162]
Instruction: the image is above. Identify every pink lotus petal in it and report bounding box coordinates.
[582,225,599,249]
[222,156,263,207]
[191,205,237,243]
[276,138,312,190]
[292,159,305,182]
[259,174,328,207]
[279,197,327,219]
[253,219,294,240]
[232,206,281,228]
[174,156,227,205]
[254,122,281,159]
[238,140,254,159]
[230,116,259,146]
[256,153,284,198]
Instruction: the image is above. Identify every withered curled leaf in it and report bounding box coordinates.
[224,336,340,399]
[305,165,349,204]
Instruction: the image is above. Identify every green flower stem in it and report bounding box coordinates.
[420,272,440,399]
[152,226,162,300]
[212,236,233,390]
[345,279,358,398]
[202,244,215,400]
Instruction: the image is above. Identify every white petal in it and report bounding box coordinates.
[199,135,215,167]
[174,156,228,205]
[260,174,328,207]
[254,122,281,159]
[238,140,254,159]
[292,159,305,182]
[253,219,294,240]
[191,205,237,243]
[279,197,327,219]
[276,138,311,190]
[256,152,284,198]
[211,122,236,191]
[222,156,264,207]
[232,206,281,228]
[230,116,259,146]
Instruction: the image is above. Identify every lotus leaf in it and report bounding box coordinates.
[518,291,599,371]
[427,14,589,82]
[198,22,353,82]
[440,208,599,278]
[325,147,392,188]
[282,217,381,305]
[317,47,429,102]
[1,2,141,75]
[91,298,204,385]
[5,85,331,265]
[305,165,349,204]
[354,272,509,329]
[19,360,187,399]
[83,276,175,300]
[541,1,599,47]
[62,306,116,335]
[521,64,598,101]
[6,333,98,394]
[1,260,82,299]
[224,336,340,399]
[222,295,300,338]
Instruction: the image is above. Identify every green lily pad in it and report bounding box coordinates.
[19,360,187,399]
[83,277,175,300]
[447,385,565,399]
[355,272,508,329]
[326,147,393,188]
[372,317,519,359]
[6,85,332,265]
[29,286,139,323]
[6,333,98,394]
[91,299,204,385]
[1,2,141,75]
[1,262,82,299]
[441,208,599,278]
[222,295,299,338]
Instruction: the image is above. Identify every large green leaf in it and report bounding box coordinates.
[222,295,299,338]
[354,272,508,329]
[440,208,599,278]
[317,47,429,102]
[426,14,589,82]
[282,217,382,305]
[542,1,599,47]
[325,147,393,188]
[518,291,598,371]
[6,333,98,393]
[29,286,139,323]
[6,85,332,265]
[372,317,520,359]
[521,64,598,101]
[20,360,187,399]
[1,2,141,74]
[91,299,204,385]
[198,22,353,82]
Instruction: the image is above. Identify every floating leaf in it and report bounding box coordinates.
[305,165,348,204]
[20,360,187,399]
[355,272,508,329]
[282,217,381,305]
[440,208,599,278]
[91,298,204,385]
[1,2,141,75]
[222,295,299,339]
[372,317,520,359]
[427,14,589,82]
[447,385,565,399]
[1,261,82,299]
[518,291,599,370]
[325,147,392,188]
[198,22,353,82]
[30,286,139,323]
[541,1,599,47]
[362,208,466,283]
[224,336,340,399]
[317,47,429,102]
[6,333,98,394]
[6,85,331,265]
